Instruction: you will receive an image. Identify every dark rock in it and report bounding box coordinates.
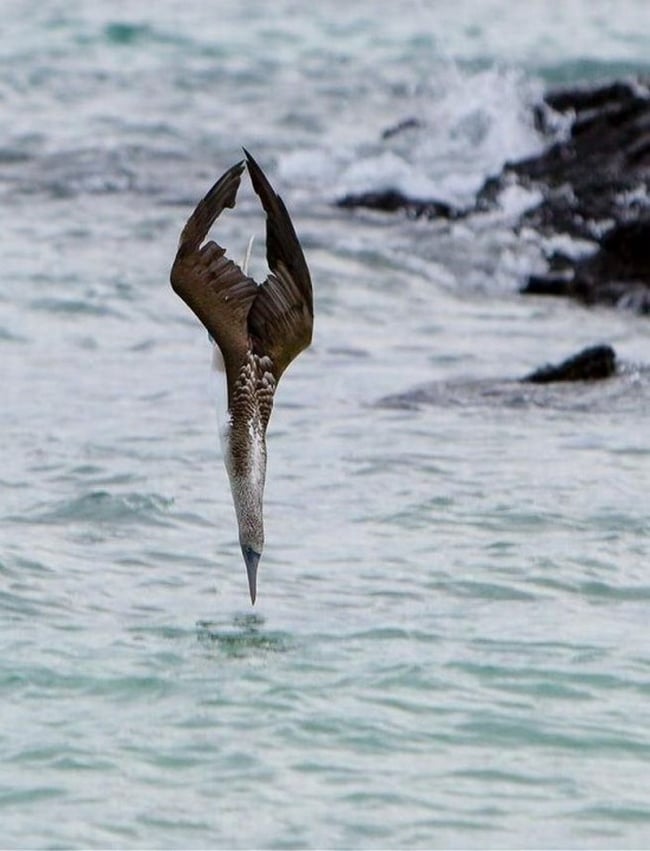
[381,118,423,140]
[523,344,617,383]
[340,77,650,313]
[512,80,650,242]
[522,218,650,312]
[377,344,640,413]
[521,273,573,297]
[337,189,461,220]
[509,79,650,311]
[543,80,641,115]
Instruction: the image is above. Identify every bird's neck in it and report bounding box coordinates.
[218,349,276,551]
[223,403,268,553]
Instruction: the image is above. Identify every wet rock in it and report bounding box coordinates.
[496,79,650,310]
[522,219,650,312]
[381,117,423,140]
[378,345,629,413]
[339,77,650,313]
[337,188,460,220]
[510,80,650,235]
[522,344,617,383]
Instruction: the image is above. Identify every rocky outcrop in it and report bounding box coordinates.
[522,219,650,313]
[338,79,650,313]
[514,79,650,312]
[337,189,459,220]
[514,80,650,240]
[377,345,629,412]
[522,344,617,383]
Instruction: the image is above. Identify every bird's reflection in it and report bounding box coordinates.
[196,613,290,656]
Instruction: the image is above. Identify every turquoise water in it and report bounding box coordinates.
[2,1,650,847]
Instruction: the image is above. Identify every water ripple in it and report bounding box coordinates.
[19,491,174,527]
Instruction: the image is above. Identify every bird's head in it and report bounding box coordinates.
[240,542,262,605]
[232,477,265,605]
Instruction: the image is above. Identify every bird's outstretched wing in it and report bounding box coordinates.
[244,149,314,381]
[170,161,259,392]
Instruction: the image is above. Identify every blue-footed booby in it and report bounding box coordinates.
[171,150,314,604]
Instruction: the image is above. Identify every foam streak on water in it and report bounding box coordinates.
[2,1,650,847]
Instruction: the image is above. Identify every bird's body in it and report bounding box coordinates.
[170,150,313,603]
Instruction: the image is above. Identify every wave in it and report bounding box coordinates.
[279,65,546,206]
[19,491,174,527]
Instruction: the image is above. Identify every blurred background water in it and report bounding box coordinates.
[2,1,650,847]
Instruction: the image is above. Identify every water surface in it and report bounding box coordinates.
[2,1,650,847]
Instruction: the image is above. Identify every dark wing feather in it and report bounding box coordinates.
[244,149,314,380]
[170,161,259,394]
[175,160,244,256]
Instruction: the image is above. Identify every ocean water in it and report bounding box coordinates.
[2,1,650,847]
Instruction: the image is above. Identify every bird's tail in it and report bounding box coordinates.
[242,234,255,276]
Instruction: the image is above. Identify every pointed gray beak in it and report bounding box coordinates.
[242,547,261,605]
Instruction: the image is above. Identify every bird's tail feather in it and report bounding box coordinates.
[242,234,255,276]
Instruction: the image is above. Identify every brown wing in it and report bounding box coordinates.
[243,149,314,381]
[170,161,259,392]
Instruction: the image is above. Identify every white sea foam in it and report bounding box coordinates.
[279,65,546,206]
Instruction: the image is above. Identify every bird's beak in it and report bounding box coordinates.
[242,547,261,605]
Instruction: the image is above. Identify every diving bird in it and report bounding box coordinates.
[170,150,314,604]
